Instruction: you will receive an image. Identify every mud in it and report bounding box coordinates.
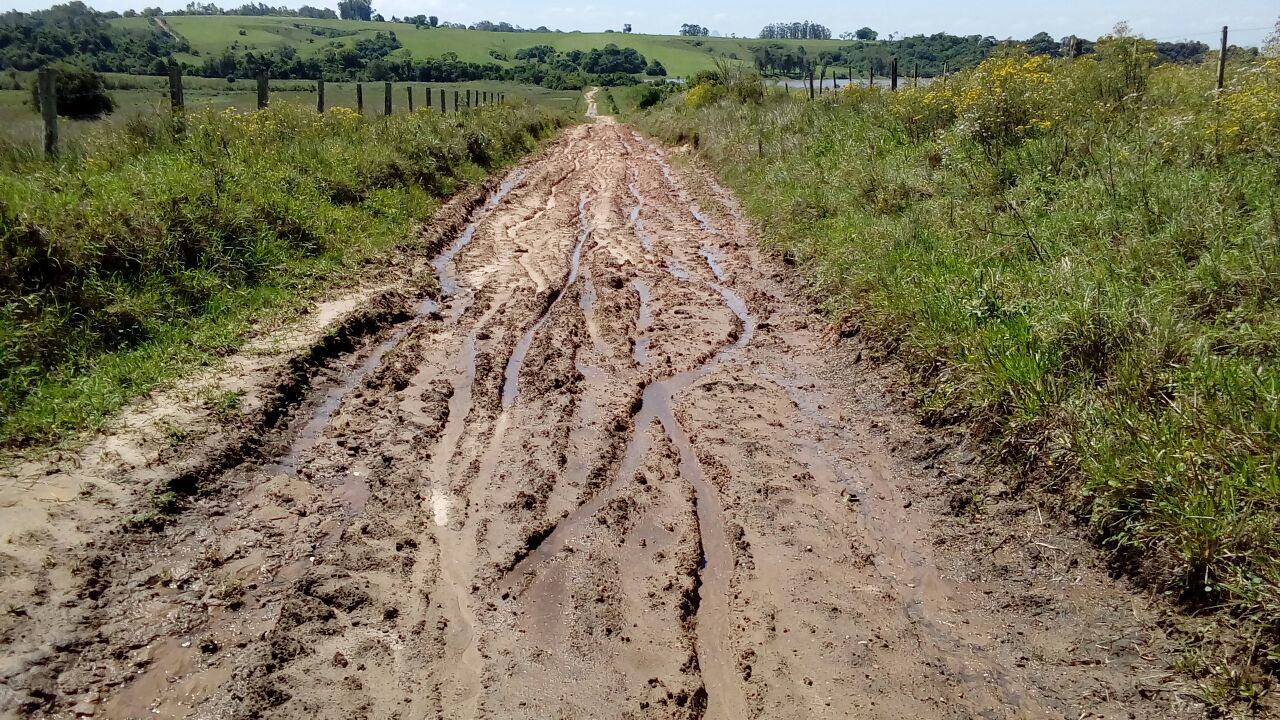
[0,107,1212,720]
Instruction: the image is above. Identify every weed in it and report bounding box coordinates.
[156,419,192,446]
[201,388,245,422]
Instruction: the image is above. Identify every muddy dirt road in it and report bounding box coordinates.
[2,111,1206,720]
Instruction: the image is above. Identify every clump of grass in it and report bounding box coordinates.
[638,43,1280,684]
[0,102,567,449]
[201,387,245,422]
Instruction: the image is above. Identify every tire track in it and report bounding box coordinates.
[39,105,1203,720]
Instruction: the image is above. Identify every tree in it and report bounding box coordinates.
[855,27,877,41]
[759,21,831,40]
[1265,17,1279,56]
[32,64,115,119]
[623,23,631,33]
[1025,31,1061,57]
[337,0,372,21]
[645,58,666,76]
[680,23,709,36]
[428,15,438,27]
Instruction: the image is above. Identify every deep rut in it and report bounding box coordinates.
[24,112,1208,720]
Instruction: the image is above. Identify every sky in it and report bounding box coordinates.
[5,0,1277,47]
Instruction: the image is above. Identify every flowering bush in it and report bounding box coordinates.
[888,53,1059,152]
[1212,57,1280,154]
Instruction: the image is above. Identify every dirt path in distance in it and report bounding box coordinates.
[2,113,1209,720]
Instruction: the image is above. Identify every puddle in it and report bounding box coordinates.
[666,260,690,281]
[425,334,477,528]
[699,245,726,281]
[632,278,653,366]
[579,268,611,359]
[501,193,592,408]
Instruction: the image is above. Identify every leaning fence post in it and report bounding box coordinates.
[1216,25,1228,90]
[37,67,58,158]
[256,72,268,109]
[356,83,364,114]
[316,79,325,112]
[168,62,184,113]
[407,85,414,112]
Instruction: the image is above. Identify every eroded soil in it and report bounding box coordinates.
[1,113,1210,720]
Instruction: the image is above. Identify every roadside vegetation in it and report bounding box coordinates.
[634,33,1280,705]
[0,100,567,448]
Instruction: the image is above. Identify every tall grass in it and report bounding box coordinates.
[0,102,567,448]
[637,45,1280,690]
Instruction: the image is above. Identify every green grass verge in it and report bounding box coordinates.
[0,100,569,450]
[636,49,1280,702]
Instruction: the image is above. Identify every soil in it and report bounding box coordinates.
[1,102,1215,720]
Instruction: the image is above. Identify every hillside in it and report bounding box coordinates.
[112,15,850,78]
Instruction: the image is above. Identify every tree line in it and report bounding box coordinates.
[758,21,832,40]
[749,31,1221,79]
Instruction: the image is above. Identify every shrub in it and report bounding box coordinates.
[30,64,115,119]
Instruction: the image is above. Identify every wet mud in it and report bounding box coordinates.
[0,111,1211,720]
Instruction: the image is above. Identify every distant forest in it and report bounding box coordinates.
[0,2,1252,85]
[748,32,1222,78]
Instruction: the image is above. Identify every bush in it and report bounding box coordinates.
[30,64,115,119]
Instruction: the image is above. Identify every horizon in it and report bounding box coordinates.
[2,0,1276,48]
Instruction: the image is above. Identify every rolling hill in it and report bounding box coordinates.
[111,15,850,79]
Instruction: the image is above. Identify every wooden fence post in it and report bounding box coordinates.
[168,62,184,113]
[356,83,364,114]
[256,72,268,109]
[1216,25,1228,90]
[466,89,472,108]
[914,62,919,88]
[37,67,58,158]
[439,88,445,112]
[316,79,325,113]
[454,90,460,113]
[384,81,392,115]
[407,85,414,112]
[890,58,898,91]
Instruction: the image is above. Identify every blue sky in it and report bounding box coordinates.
[6,0,1277,47]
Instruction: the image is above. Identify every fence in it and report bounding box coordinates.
[32,65,508,158]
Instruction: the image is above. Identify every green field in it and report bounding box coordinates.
[112,16,847,79]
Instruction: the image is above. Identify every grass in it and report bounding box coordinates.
[111,15,848,79]
[0,99,569,450]
[635,46,1280,706]
[0,77,580,166]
